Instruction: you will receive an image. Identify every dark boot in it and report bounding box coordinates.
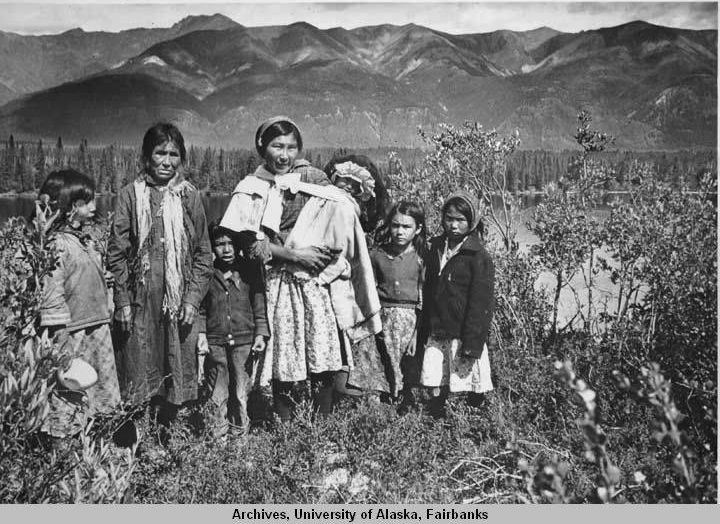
[273,381,295,422]
[311,371,335,416]
[427,387,448,419]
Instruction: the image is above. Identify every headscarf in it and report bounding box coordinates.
[255,115,301,155]
[330,161,376,202]
[443,190,483,232]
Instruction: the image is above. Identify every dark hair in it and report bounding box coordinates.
[324,153,389,233]
[442,196,484,238]
[37,170,66,204]
[207,221,241,260]
[208,222,234,243]
[141,123,187,165]
[255,120,303,157]
[38,169,95,229]
[380,200,427,256]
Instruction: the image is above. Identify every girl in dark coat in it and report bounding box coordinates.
[419,191,495,417]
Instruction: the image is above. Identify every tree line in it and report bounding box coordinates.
[0,134,715,194]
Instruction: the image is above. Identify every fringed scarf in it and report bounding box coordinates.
[134,176,189,319]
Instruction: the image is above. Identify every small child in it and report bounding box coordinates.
[322,159,390,397]
[419,191,495,418]
[198,224,268,436]
[371,201,426,404]
[38,169,121,437]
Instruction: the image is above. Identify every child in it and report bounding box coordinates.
[371,201,426,404]
[198,224,269,435]
[317,160,389,397]
[38,169,121,437]
[419,191,495,418]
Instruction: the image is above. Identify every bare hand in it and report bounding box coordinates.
[115,305,132,331]
[197,332,209,355]
[405,337,417,357]
[104,270,115,288]
[197,354,206,385]
[251,335,266,353]
[179,303,197,327]
[292,246,333,272]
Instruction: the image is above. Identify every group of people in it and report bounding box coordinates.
[35,117,495,443]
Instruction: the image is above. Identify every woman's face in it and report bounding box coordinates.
[442,204,470,241]
[147,140,182,186]
[264,133,299,175]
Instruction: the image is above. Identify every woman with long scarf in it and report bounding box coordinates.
[220,116,380,420]
[107,123,213,433]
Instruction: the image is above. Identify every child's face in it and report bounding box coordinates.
[212,235,236,265]
[334,176,361,198]
[72,198,96,224]
[442,205,470,241]
[389,212,420,249]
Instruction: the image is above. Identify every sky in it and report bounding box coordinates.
[0,1,716,36]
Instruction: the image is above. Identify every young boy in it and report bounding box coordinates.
[198,224,269,436]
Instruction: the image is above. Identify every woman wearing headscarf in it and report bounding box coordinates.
[107,123,213,430]
[220,117,380,420]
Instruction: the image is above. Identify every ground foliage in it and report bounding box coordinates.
[0,113,716,503]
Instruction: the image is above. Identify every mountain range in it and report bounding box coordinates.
[0,14,715,150]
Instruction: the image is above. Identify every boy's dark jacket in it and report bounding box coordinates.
[419,232,495,357]
[198,259,269,346]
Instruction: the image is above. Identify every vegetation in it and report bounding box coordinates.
[0,133,715,195]
[0,113,716,503]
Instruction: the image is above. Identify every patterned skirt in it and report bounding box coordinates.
[42,323,121,437]
[256,268,343,387]
[420,335,493,393]
[380,306,418,397]
[346,333,390,394]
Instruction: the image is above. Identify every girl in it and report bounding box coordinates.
[419,191,495,418]
[38,169,121,437]
[371,201,426,403]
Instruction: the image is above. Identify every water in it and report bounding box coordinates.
[1,193,624,326]
[0,194,233,225]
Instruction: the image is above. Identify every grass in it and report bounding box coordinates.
[126,390,600,504]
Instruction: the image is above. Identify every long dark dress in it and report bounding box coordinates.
[107,180,213,405]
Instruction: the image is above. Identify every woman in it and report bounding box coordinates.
[320,156,391,397]
[107,123,213,427]
[220,116,379,420]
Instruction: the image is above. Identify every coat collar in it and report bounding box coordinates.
[430,232,483,254]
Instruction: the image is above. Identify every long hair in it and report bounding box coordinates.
[377,200,427,257]
[324,153,388,234]
[38,169,95,230]
[141,122,187,166]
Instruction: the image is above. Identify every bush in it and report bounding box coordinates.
[0,217,135,503]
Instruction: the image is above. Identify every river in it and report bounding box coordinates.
[0,193,624,327]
